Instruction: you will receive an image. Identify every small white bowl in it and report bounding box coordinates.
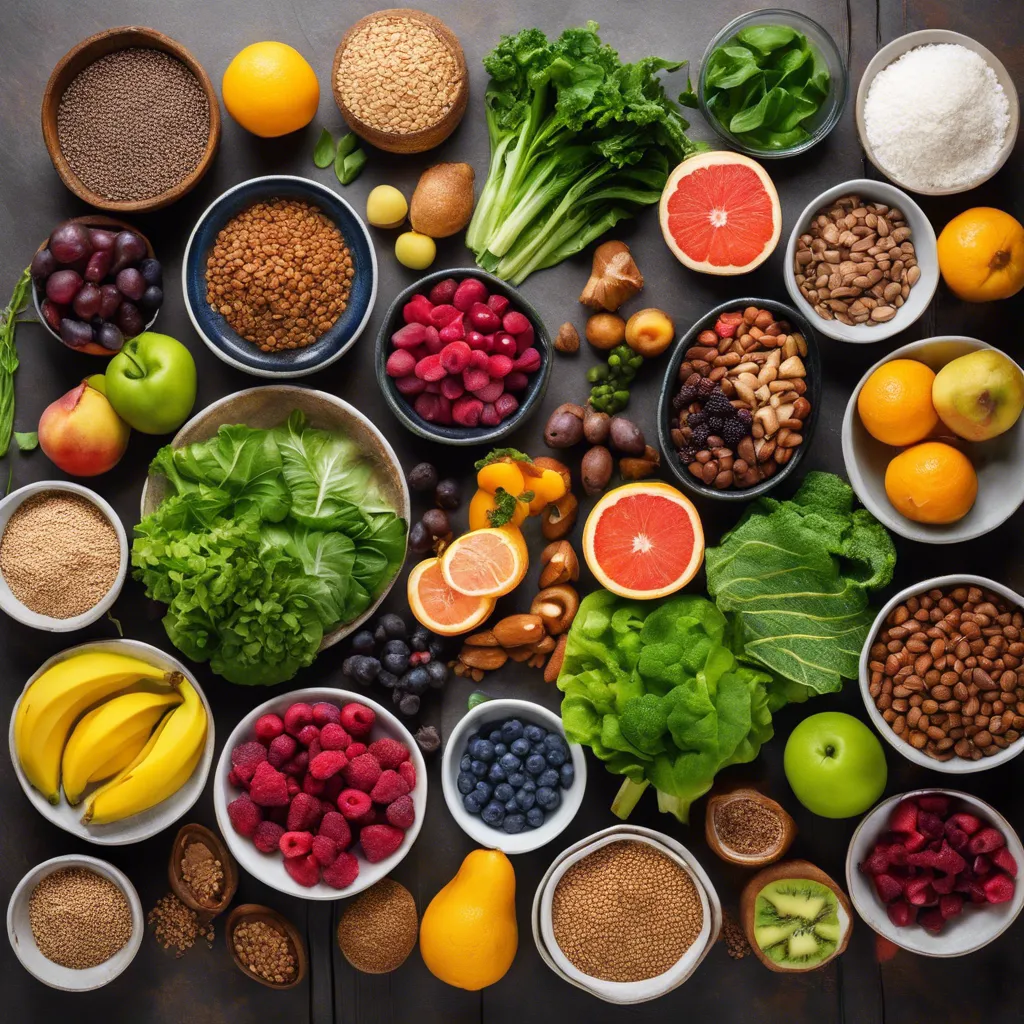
[532,825,721,1004]
[783,179,938,344]
[7,854,144,990]
[842,336,1024,543]
[214,687,426,900]
[9,639,215,844]
[846,789,1024,956]
[441,698,586,855]
[855,30,1019,195]
[0,481,127,631]
[859,574,1024,774]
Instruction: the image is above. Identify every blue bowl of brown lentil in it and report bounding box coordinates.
[182,175,377,378]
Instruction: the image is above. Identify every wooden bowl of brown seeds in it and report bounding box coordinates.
[168,823,238,921]
[332,9,469,154]
[225,904,307,990]
[41,26,220,213]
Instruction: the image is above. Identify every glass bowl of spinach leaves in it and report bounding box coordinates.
[687,9,847,158]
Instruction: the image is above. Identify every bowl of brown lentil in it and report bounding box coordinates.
[183,175,377,378]
[332,9,469,154]
[6,854,144,991]
[41,26,220,213]
[0,481,128,632]
[225,904,307,990]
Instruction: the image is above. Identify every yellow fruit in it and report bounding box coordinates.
[407,557,495,636]
[937,207,1024,302]
[366,185,408,229]
[857,359,939,446]
[476,460,526,498]
[884,442,978,524]
[87,729,154,785]
[527,468,568,514]
[420,849,517,990]
[222,42,319,138]
[440,528,528,598]
[468,488,528,530]
[395,231,436,270]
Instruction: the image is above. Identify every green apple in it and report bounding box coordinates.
[783,712,887,819]
[105,331,197,434]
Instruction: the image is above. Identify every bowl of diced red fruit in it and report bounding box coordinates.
[375,269,552,445]
[847,789,1024,956]
[214,689,426,899]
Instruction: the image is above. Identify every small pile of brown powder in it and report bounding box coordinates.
[148,892,213,957]
[180,841,224,907]
[714,798,784,856]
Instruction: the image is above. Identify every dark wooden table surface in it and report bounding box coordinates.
[2,1,1022,1021]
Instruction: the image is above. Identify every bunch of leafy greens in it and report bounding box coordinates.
[559,591,775,823]
[132,412,406,686]
[466,22,705,284]
[681,24,830,152]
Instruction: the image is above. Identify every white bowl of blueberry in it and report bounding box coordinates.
[441,699,586,854]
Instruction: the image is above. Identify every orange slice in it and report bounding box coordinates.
[582,482,704,600]
[440,527,528,598]
[407,558,495,636]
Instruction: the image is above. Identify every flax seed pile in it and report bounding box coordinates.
[713,798,784,856]
[336,14,462,135]
[551,840,704,982]
[232,919,297,984]
[205,198,353,352]
[148,892,213,957]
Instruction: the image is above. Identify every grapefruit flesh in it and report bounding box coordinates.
[659,151,781,275]
[408,557,495,635]
[582,482,705,600]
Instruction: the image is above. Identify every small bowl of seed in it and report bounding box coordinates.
[0,481,127,631]
[783,179,939,344]
[169,823,238,920]
[7,854,144,991]
[225,904,307,990]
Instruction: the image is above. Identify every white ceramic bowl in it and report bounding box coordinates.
[441,698,586,855]
[214,687,426,900]
[855,30,1019,195]
[783,179,938,344]
[842,337,1024,543]
[532,825,721,1004]
[7,854,144,990]
[9,640,215,844]
[859,574,1024,774]
[846,789,1024,956]
[0,481,128,631]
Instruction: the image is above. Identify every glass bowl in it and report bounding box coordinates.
[696,8,848,159]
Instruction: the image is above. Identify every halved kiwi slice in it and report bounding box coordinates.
[740,860,852,973]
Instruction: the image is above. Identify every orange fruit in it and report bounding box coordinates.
[884,442,978,524]
[659,151,781,275]
[937,207,1024,302]
[582,482,704,600]
[407,558,495,636]
[222,42,320,138]
[857,359,939,446]
[440,528,528,598]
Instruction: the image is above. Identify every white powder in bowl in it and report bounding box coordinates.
[864,43,1010,191]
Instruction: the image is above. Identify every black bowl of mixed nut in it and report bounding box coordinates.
[860,575,1024,774]
[657,298,821,502]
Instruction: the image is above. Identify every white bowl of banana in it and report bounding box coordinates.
[8,639,214,845]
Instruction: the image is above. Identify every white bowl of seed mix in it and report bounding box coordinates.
[0,480,127,631]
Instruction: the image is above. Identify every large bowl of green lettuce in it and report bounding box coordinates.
[135,386,409,686]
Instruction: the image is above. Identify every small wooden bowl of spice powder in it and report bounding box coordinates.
[0,482,127,631]
[226,905,307,989]
[333,9,468,154]
[169,823,238,920]
[705,787,797,867]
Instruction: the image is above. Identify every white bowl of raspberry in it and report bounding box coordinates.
[214,688,426,900]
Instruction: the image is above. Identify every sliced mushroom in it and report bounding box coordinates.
[539,540,580,588]
[541,493,578,540]
[531,585,580,635]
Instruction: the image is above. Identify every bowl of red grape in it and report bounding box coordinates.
[31,216,163,357]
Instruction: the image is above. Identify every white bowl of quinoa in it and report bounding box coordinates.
[0,480,127,631]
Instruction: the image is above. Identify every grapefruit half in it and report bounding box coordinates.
[582,482,705,600]
[407,557,495,635]
[659,151,782,275]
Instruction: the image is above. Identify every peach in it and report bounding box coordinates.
[38,380,129,477]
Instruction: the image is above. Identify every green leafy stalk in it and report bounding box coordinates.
[0,268,33,458]
[474,447,532,470]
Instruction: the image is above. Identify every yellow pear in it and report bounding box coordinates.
[419,848,517,990]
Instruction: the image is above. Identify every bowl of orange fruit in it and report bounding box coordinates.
[842,337,1024,543]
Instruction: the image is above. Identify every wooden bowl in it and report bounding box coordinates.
[41,26,221,213]
[332,9,468,154]
[168,823,238,920]
[225,904,307,990]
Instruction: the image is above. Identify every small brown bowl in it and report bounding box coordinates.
[41,26,221,213]
[225,904,308,990]
[332,9,468,154]
[168,823,238,921]
[705,788,797,867]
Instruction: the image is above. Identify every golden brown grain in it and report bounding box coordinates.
[233,919,296,984]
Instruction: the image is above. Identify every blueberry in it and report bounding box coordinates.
[544,734,568,755]
[515,788,536,811]
[343,655,380,685]
[470,739,495,763]
[410,626,430,652]
[502,813,526,834]
[487,763,507,784]
[537,769,559,789]
[460,754,472,772]
[524,724,545,743]
[494,743,508,758]
[511,738,531,757]
[374,624,389,645]
[501,719,525,743]
[405,666,430,695]
[463,791,485,814]
[506,772,526,789]
[536,786,561,811]
[467,733,480,747]
[531,743,546,756]
[488,729,503,745]
[545,747,567,767]
[499,753,521,772]
[521,779,536,793]
[475,780,493,800]
[392,686,407,707]
[494,782,514,803]
[559,763,575,789]
[377,669,399,690]
[426,660,448,687]
[505,798,519,813]
[525,753,547,775]
[380,613,408,639]
[350,630,376,655]
[481,800,505,826]
[397,691,419,717]
[470,759,488,779]
[526,806,545,828]
[382,650,410,674]
[457,771,475,795]
[428,639,445,660]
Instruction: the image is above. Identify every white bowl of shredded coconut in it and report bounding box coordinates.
[856,31,1018,194]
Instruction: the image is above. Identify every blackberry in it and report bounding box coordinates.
[671,391,687,411]
[687,410,706,427]
[691,426,710,448]
[697,377,717,397]
[722,419,749,447]
[703,390,735,417]
[678,446,697,464]
[736,408,753,425]
[708,416,726,434]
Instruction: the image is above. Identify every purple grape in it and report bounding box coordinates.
[96,322,124,352]
[88,228,116,252]
[30,248,57,282]
[140,285,163,313]
[40,299,65,334]
[49,221,92,264]
[98,284,122,320]
[116,301,144,338]
[84,249,113,283]
[111,231,147,273]
[139,258,162,286]
[73,283,102,320]
[59,318,95,350]
[115,267,146,302]
[45,269,83,305]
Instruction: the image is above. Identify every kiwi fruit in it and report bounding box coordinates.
[740,860,852,973]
